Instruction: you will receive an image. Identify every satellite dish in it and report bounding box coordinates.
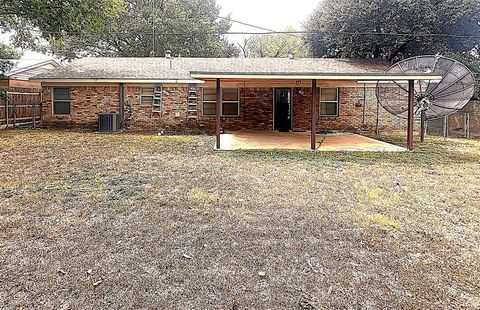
[376,55,475,121]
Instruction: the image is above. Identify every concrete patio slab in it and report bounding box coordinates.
[219,131,406,152]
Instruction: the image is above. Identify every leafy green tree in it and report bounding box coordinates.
[304,0,480,63]
[43,0,238,58]
[0,43,21,78]
[243,27,310,58]
[1,0,125,54]
[1,0,236,58]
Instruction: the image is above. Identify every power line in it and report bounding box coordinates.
[217,16,304,39]
[218,16,276,33]
[5,28,480,39]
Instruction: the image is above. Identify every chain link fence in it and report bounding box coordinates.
[427,100,480,139]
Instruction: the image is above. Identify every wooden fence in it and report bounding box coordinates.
[0,90,42,129]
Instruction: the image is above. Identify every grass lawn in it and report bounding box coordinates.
[1,130,479,309]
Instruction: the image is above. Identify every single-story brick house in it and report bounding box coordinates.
[32,56,441,150]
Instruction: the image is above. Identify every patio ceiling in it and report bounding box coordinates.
[190,72,443,81]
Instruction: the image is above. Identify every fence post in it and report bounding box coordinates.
[5,94,9,128]
[13,97,16,128]
[443,115,449,138]
[40,91,43,128]
[32,101,36,129]
[465,112,470,139]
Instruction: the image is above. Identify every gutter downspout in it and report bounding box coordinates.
[119,83,125,128]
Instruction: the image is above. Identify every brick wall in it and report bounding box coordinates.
[195,87,273,133]
[291,87,408,132]
[323,87,408,132]
[41,84,411,133]
[42,86,119,129]
[123,86,191,132]
[292,87,312,130]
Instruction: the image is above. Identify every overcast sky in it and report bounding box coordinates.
[218,0,318,48]
[2,0,319,66]
[218,0,318,32]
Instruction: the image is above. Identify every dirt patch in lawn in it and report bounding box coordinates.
[1,130,479,308]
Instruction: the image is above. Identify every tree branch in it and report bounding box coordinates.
[388,37,416,62]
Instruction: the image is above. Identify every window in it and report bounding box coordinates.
[141,87,154,105]
[222,88,239,116]
[53,87,70,115]
[319,88,339,116]
[202,88,240,116]
[202,88,216,116]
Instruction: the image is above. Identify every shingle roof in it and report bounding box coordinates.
[32,57,390,81]
[7,59,59,80]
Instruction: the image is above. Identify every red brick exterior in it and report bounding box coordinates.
[42,86,119,129]
[41,84,409,132]
[123,86,191,132]
[196,87,274,133]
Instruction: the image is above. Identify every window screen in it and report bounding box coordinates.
[202,88,217,115]
[202,88,240,116]
[319,88,339,116]
[53,88,70,115]
[221,88,239,116]
[141,87,154,105]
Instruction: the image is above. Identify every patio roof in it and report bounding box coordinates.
[190,72,443,81]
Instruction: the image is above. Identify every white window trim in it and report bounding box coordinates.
[52,87,71,116]
[221,88,240,117]
[319,87,339,117]
[202,88,216,116]
[202,88,240,117]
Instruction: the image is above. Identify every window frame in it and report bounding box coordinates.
[140,86,155,106]
[319,87,339,117]
[52,87,71,116]
[202,88,217,116]
[221,88,240,117]
[202,88,240,117]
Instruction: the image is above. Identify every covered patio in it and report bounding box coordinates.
[219,130,406,152]
[191,69,443,152]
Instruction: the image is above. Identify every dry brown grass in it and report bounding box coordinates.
[1,129,479,309]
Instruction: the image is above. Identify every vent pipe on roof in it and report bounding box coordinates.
[165,50,173,69]
[288,51,294,59]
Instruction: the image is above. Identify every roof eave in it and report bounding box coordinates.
[190,72,443,81]
[30,78,206,84]
[6,60,60,77]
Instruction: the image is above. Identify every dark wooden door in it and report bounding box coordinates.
[274,88,291,132]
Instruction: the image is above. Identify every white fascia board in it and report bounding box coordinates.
[356,80,441,84]
[30,79,205,84]
[190,73,443,81]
